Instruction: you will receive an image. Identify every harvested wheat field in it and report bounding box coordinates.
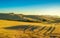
[0,0,60,38]
[0,13,60,38]
[0,20,60,38]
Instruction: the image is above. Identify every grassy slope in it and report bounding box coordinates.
[0,20,60,38]
[0,13,60,23]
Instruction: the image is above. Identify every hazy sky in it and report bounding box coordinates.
[0,0,60,16]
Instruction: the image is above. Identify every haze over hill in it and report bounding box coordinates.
[0,13,60,38]
[0,0,60,38]
[0,13,60,23]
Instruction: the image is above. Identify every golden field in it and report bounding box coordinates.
[0,20,60,38]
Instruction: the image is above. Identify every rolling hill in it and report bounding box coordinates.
[0,13,60,38]
[0,13,60,23]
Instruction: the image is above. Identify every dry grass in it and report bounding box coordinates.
[0,20,60,38]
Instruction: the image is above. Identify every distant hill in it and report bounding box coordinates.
[0,13,60,23]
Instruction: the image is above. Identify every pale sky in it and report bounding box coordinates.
[0,0,60,16]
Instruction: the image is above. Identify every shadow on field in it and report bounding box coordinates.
[4,25,40,31]
[3,25,60,38]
